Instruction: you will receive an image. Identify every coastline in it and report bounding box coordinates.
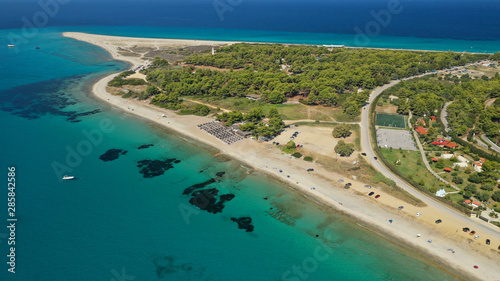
[65,32,500,281]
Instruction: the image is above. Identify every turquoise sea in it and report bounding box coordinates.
[0,27,483,281]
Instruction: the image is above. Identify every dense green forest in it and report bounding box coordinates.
[383,73,500,137]
[142,44,487,117]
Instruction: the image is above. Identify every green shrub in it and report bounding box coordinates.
[292,152,302,158]
[304,156,313,162]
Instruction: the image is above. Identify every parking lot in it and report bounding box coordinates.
[376,128,417,151]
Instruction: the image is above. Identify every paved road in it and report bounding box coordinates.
[408,112,460,191]
[481,134,500,153]
[440,101,453,132]
[360,67,500,241]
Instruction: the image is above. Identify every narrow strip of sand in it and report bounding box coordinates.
[66,32,500,281]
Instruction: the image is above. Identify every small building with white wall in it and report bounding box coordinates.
[457,156,469,163]
[453,162,468,168]
[441,153,454,159]
[473,162,483,172]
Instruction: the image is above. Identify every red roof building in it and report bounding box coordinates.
[415,127,428,135]
[443,168,452,172]
[464,199,480,207]
[431,138,451,146]
[444,143,458,148]
[432,158,439,162]
[431,116,437,121]
[479,157,485,163]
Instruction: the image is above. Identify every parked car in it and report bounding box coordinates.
[470,231,476,235]
[346,183,352,186]
[375,194,381,198]
[463,227,470,232]
[338,179,344,182]
[435,219,442,224]
[474,235,479,240]
[368,192,375,196]
[361,153,367,156]
[364,185,371,188]
[307,168,314,172]
[486,239,490,245]
[374,157,378,160]
[398,206,404,210]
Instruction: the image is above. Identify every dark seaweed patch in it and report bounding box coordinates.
[182,179,216,195]
[188,188,235,214]
[152,256,202,279]
[137,159,179,178]
[99,149,127,162]
[138,144,154,150]
[231,217,254,232]
[66,109,101,123]
[183,171,234,214]
[0,75,101,122]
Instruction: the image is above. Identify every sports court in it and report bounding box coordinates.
[376,113,406,129]
[376,128,417,151]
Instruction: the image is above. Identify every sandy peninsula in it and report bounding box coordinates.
[64,32,500,281]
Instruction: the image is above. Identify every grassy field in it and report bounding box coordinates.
[380,148,447,193]
[376,113,406,128]
[185,96,361,122]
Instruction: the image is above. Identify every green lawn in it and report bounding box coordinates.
[380,148,445,193]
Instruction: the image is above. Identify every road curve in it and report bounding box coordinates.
[360,68,500,242]
[481,134,500,154]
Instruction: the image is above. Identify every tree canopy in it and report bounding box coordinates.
[335,140,354,156]
[332,124,352,138]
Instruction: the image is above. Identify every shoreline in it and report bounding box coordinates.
[63,31,495,55]
[65,32,500,281]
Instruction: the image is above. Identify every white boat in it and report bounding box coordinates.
[7,45,15,47]
[62,175,74,180]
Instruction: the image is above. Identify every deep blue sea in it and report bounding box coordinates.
[0,0,498,280]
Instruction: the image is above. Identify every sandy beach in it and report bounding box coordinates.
[64,32,500,280]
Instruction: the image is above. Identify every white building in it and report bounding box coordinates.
[457,156,469,163]
[441,153,454,159]
[435,189,446,197]
[472,162,483,172]
[453,162,468,168]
